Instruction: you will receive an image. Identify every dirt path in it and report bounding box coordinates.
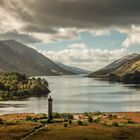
[20,124,48,140]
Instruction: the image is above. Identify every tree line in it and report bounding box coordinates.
[0,72,50,100]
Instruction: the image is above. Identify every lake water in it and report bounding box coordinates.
[0,75,140,115]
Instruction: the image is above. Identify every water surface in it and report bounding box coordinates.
[0,75,140,114]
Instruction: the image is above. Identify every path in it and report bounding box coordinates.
[20,124,48,140]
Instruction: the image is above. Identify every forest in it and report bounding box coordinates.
[0,72,50,100]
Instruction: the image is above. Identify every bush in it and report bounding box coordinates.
[112,122,119,127]
[38,113,47,119]
[40,120,48,124]
[83,112,89,116]
[0,118,4,125]
[77,120,84,126]
[94,117,101,123]
[53,112,60,118]
[94,111,102,116]
[68,120,72,125]
[4,121,18,125]
[127,120,135,124]
[88,117,93,123]
[60,113,73,120]
[64,123,68,127]
[25,116,32,121]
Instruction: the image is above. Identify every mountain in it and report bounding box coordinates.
[88,53,138,78]
[55,62,91,74]
[88,53,140,83]
[113,54,140,76]
[0,40,75,76]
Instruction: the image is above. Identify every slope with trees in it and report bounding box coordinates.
[0,72,50,100]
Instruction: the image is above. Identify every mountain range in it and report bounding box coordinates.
[0,40,88,76]
[88,53,140,83]
[55,62,90,75]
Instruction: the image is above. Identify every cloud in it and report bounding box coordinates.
[90,29,111,36]
[17,0,140,28]
[31,28,80,43]
[0,31,41,44]
[68,43,87,49]
[38,44,130,70]
[121,25,140,48]
[0,0,140,44]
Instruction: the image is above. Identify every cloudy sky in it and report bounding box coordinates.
[0,0,140,71]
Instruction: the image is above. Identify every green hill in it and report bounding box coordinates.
[0,72,50,100]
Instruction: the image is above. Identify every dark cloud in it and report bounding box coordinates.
[0,0,140,43]
[0,31,41,44]
[18,0,140,29]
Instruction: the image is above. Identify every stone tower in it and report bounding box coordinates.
[48,96,53,120]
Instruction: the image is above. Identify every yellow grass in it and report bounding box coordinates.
[0,112,140,140]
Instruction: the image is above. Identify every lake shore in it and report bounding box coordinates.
[0,112,140,140]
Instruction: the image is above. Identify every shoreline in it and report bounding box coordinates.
[0,111,140,116]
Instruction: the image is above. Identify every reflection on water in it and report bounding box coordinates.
[0,75,140,114]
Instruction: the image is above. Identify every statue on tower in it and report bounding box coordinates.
[48,96,53,120]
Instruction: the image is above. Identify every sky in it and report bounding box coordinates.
[0,0,140,71]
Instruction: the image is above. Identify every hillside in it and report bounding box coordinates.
[113,54,140,77]
[55,62,91,74]
[0,72,50,100]
[88,53,140,83]
[88,53,138,78]
[0,40,75,76]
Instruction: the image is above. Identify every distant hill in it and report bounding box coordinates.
[0,40,75,76]
[88,53,138,78]
[55,62,91,74]
[88,53,140,83]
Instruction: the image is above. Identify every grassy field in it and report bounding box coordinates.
[25,123,140,140]
[0,122,43,140]
[0,112,140,140]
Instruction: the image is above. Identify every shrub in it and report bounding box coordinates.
[53,112,60,118]
[40,120,48,124]
[112,122,119,127]
[64,123,68,127]
[0,118,4,125]
[25,116,32,121]
[38,113,47,119]
[61,113,73,120]
[94,111,102,116]
[83,112,89,116]
[4,121,18,125]
[94,117,101,123]
[77,120,84,126]
[69,120,72,125]
[127,120,135,124]
[88,116,93,123]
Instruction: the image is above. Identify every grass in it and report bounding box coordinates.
[0,122,42,140]
[0,112,140,140]
[24,123,140,140]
